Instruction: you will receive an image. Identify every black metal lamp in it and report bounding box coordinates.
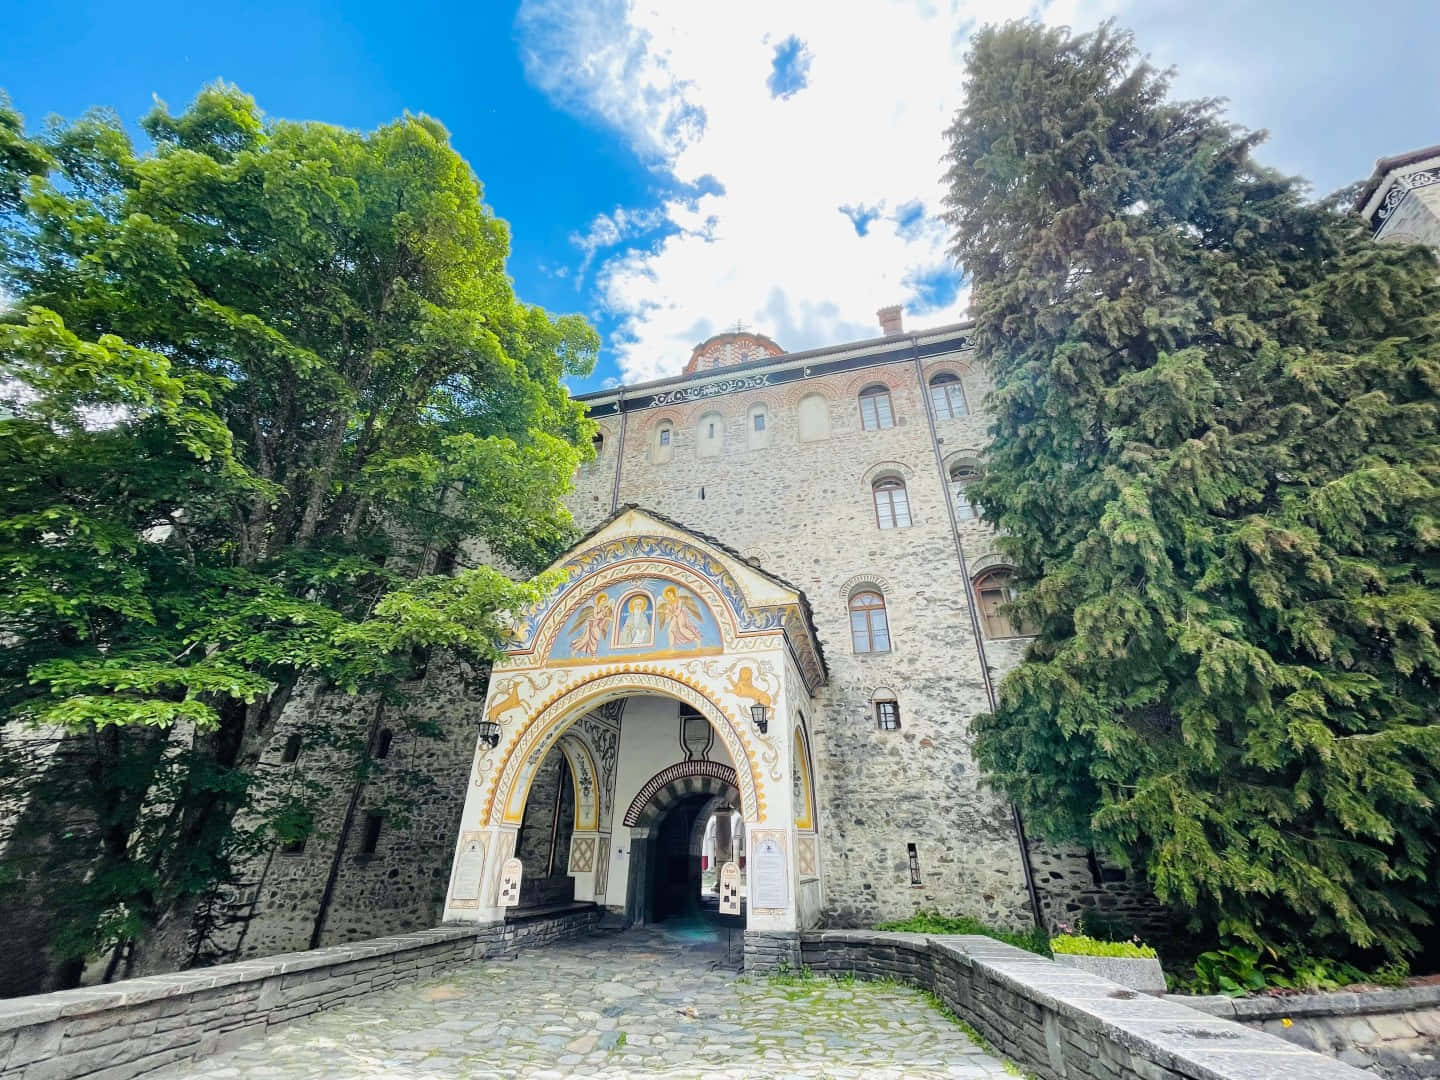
[750,703,769,735]
[478,719,501,749]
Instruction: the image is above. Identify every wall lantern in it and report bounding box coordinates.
[750,703,769,735]
[478,719,501,749]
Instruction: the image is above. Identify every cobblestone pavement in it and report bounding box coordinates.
[150,921,1015,1079]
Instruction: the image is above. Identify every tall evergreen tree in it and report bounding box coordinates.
[945,22,1440,959]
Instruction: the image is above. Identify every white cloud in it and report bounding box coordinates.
[516,0,1124,384]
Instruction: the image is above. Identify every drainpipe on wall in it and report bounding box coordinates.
[610,388,627,514]
[910,336,1045,931]
[309,697,386,950]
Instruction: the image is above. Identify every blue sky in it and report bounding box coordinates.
[4,1,1438,393]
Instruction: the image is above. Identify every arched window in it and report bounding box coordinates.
[798,393,830,441]
[872,478,912,529]
[697,411,723,457]
[975,568,1035,639]
[591,431,605,458]
[950,462,981,520]
[858,385,894,431]
[849,590,891,654]
[929,373,968,420]
[747,403,771,449]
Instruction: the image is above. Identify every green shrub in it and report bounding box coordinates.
[875,911,1052,957]
[1173,945,1411,997]
[1050,933,1157,959]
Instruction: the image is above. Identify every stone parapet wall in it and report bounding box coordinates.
[1176,985,1440,1077]
[0,907,600,1080]
[781,929,1370,1080]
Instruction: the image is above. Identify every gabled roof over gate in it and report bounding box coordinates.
[502,505,828,694]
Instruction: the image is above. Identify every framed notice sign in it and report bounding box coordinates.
[719,861,741,915]
[747,830,788,911]
[499,857,523,907]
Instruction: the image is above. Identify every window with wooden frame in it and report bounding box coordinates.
[929,373,968,420]
[872,477,912,529]
[950,462,981,520]
[974,568,1035,638]
[858,384,895,431]
[875,700,901,731]
[849,590,891,653]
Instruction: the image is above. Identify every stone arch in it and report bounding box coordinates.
[554,733,601,831]
[842,367,907,398]
[862,459,916,486]
[624,760,739,827]
[838,572,892,602]
[921,358,975,380]
[968,550,1012,576]
[483,669,766,829]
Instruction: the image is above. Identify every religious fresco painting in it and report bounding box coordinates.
[552,576,722,664]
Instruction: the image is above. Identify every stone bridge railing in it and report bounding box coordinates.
[0,905,600,1080]
[749,928,1372,1080]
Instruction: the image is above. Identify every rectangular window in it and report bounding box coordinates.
[753,413,765,431]
[907,842,922,886]
[360,811,383,855]
[659,428,671,446]
[281,837,306,855]
[876,701,901,730]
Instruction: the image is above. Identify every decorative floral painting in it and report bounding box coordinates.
[551,576,722,664]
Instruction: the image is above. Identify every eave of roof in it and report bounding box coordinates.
[576,319,977,405]
[1355,144,1440,213]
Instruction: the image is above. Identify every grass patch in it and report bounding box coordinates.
[917,988,1037,1078]
[875,911,1052,957]
[1051,933,1157,959]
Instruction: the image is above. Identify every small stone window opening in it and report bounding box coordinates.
[405,645,430,683]
[929,374,969,420]
[975,568,1036,639]
[433,546,459,576]
[753,412,765,432]
[876,700,901,731]
[374,728,394,760]
[659,426,672,446]
[281,836,306,855]
[872,478,912,529]
[592,431,604,455]
[907,842,922,886]
[360,811,383,855]
[859,385,895,431]
[950,463,982,521]
[699,486,705,500]
[280,733,302,765]
[708,421,717,437]
[849,590,891,654]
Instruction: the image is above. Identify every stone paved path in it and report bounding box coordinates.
[151,921,1015,1079]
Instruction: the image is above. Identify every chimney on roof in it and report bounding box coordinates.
[877,305,903,336]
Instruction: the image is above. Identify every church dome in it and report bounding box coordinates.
[683,330,784,375]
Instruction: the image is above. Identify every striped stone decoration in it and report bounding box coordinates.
[623,760,739,827]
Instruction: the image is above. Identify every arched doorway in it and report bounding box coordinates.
[620,761,743,926]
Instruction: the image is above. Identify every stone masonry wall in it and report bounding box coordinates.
[215,654,486,962]
[570,337,1160,933]
[790,929,1370,1080]
[0,907,601,1080]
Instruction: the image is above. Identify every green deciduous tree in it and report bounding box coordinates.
[945,21,1440,960]
[0,85,597,984]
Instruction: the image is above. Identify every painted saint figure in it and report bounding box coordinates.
[567,593,613,656]
[657,585,704,649]
[616,594,652,647]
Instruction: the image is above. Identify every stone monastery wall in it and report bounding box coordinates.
[567,326,1160,933]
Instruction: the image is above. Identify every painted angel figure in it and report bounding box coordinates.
[657,585,703,649]
[567,593,613,656]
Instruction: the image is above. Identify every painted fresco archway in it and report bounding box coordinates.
[442,508,829,937]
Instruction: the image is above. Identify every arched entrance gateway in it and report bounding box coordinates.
[443,508,828,957]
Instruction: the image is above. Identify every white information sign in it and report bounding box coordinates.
[499,856,524,908]
[451,838,485,901]
[750,835,788,910]
[719,861,742,915]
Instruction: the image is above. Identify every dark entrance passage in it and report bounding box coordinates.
[649,793,714,922]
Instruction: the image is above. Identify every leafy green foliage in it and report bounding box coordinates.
[946,21,1440,962]
[1173,944,1407,996]
[0,84,597,980]
[1050,933,1157,959]
[875,910,1052,956]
